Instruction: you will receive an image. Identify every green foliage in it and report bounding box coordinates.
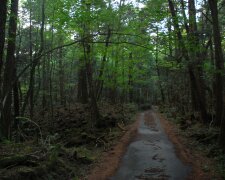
[49,144,61,164]
[75,146,97,162]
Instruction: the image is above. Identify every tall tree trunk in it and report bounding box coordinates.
[49,6,55,121]
[83,40,100,123]
[110,0,124,104]
[13,67,20,122]
[168,0,208,122]
[42,55,48,109]
[29,2,34,118]
[21,0,45,117]
[14,25,22,133]
[128,52,133,102]
[82,0,100,124]
[155,27,165,103]
[208,0,225,148]
[96,27,111,100]
[40,0,46,110]
[77,59,88,104]
[188,0,208,123]
[111,50,119,104]
[0,0,8,99]
[58,46,65,106]
[1,0,19,139]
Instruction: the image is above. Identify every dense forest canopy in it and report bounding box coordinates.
[0,0,225,149]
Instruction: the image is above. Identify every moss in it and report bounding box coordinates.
[75,146,97,163]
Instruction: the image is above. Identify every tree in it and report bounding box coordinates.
[208,0,225,149]
[168,0,209,122]
[1,0,19,139]
[0,0,8,99]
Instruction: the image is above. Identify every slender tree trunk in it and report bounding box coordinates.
[110,0,124,103]
[58,46,65,106]
[49,56,54,123]
[14,25,22,132]
[1,0,19,139]
[111,51,119,104]
[0,0,8,99]
[13,67,20,142]
[42,55,48,109]
[77,59,88,103]
[96,27,111,100]
[29,3,34,118]
[13,67,20,120]
[155,27,165,103]
[128,52,133,102]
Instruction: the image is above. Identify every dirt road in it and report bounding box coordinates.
[110,110,191,180]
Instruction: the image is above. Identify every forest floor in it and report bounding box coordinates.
[88,108,222,180]
[0,102,137,180]
[0,105,223,180]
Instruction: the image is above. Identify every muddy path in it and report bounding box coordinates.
[110,110,191,180]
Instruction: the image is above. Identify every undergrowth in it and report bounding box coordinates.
[0,102,138,180]
[160,105,225,179]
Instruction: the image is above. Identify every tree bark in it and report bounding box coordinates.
[0,0,8,99]
[128,52,134,102]
[58,46,65,106]
[188,0,208,123]
[208,0,225,148]
[155,27,165,103]
[1,0,19,139]
[83,40,100,123]
[96,27,111,100]
[77,59,88,104]
[82,0,100,124]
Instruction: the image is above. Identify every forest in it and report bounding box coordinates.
[0,0,225,179]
